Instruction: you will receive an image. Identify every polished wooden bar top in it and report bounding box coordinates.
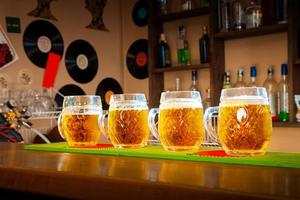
[0,143,299,200]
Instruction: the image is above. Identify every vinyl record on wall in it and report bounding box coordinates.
[23,20,64,68]
[54,84,86,108]
[65,40,98,84]
[126,39,148,79]
[132,0,148,27]
[95,78,123,110]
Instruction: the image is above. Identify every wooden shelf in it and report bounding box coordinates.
[273,121,300,128]
[153,63,210,73]
[151,7,209,22]
[295,59,300,64]
[214,23,288,40]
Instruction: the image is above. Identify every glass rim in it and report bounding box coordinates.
[63,95,101,99]
[110,93,145,97]
[221,86,266,92]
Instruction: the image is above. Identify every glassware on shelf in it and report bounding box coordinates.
[232,0,246,31]
[220,0,232,32]
[181,0,193,11]
[157,0,168,15]
[245,0,262,29]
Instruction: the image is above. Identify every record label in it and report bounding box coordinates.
[95,78,123,110]
[126,39,148,79]
[37,36,52,53]
[132,0,148,27]
[65,40,98,84]
[54,84,86,109]
[136,52,147,67]
[23,20,64,68]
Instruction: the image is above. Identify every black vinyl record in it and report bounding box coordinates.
[54,84,86,109]
[95,78,123,110]
[126,39,148,79]
[65,40,98,84]
[23,20,64,68]
[132,0,148,27]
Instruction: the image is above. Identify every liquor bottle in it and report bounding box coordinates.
[234,68,246,88]
[221,0,232,32]
[263,66,278,122]
[190,70,199,91]
[248,65,257,87]
[157,33,171,68]
[177,25,189,66]
[199,26,209,64]
[279,64,289,122]
[223,71,232,89]
[232,0,246,31]
[181,0,192,11]
[245,0,262,29]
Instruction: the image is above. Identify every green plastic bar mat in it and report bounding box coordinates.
[25,142,300,169]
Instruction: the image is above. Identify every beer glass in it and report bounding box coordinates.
[148,91,204,151]
[100,93,149,148]
[58,95,102,147]
[204,87,272,156]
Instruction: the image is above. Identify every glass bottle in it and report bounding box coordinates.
[199,26,209,64]
[234,68,246,88]
[177,25,187,66]
[232,0,246,31]
[221,0,232,32]
[190,70,199,91]
[223,71,232,89]
[248,65,257,87]
[245,0,262,29]
[279,64,289,122]
[158,33,171,68]
[263,66,278,122]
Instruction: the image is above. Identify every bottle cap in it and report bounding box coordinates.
[250,65,256,77]
[179,25,185,33]
[267,66,274,75]
[238,68,243,76]
[160,33,166,42]
[281,64,288,75]
[192,70,197,80]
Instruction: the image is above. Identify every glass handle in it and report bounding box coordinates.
[204,106,219,143]
[57,113,65,140]
[148,108,159,140]
[99,110,109,140]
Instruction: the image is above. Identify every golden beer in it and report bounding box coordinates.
[59,114,101,147]
[108,109,149,148]
[158,107,204,151]
[218,104,272,156]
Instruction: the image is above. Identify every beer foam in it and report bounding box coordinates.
[220,95,269,106]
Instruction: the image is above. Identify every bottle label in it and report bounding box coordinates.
[268,93,278,117]
[280,92,289,112]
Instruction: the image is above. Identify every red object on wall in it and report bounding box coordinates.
[42,52,61,88]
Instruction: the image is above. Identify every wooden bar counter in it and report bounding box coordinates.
[0,142,299,200]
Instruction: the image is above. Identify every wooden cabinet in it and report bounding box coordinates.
[147,0,300,127]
